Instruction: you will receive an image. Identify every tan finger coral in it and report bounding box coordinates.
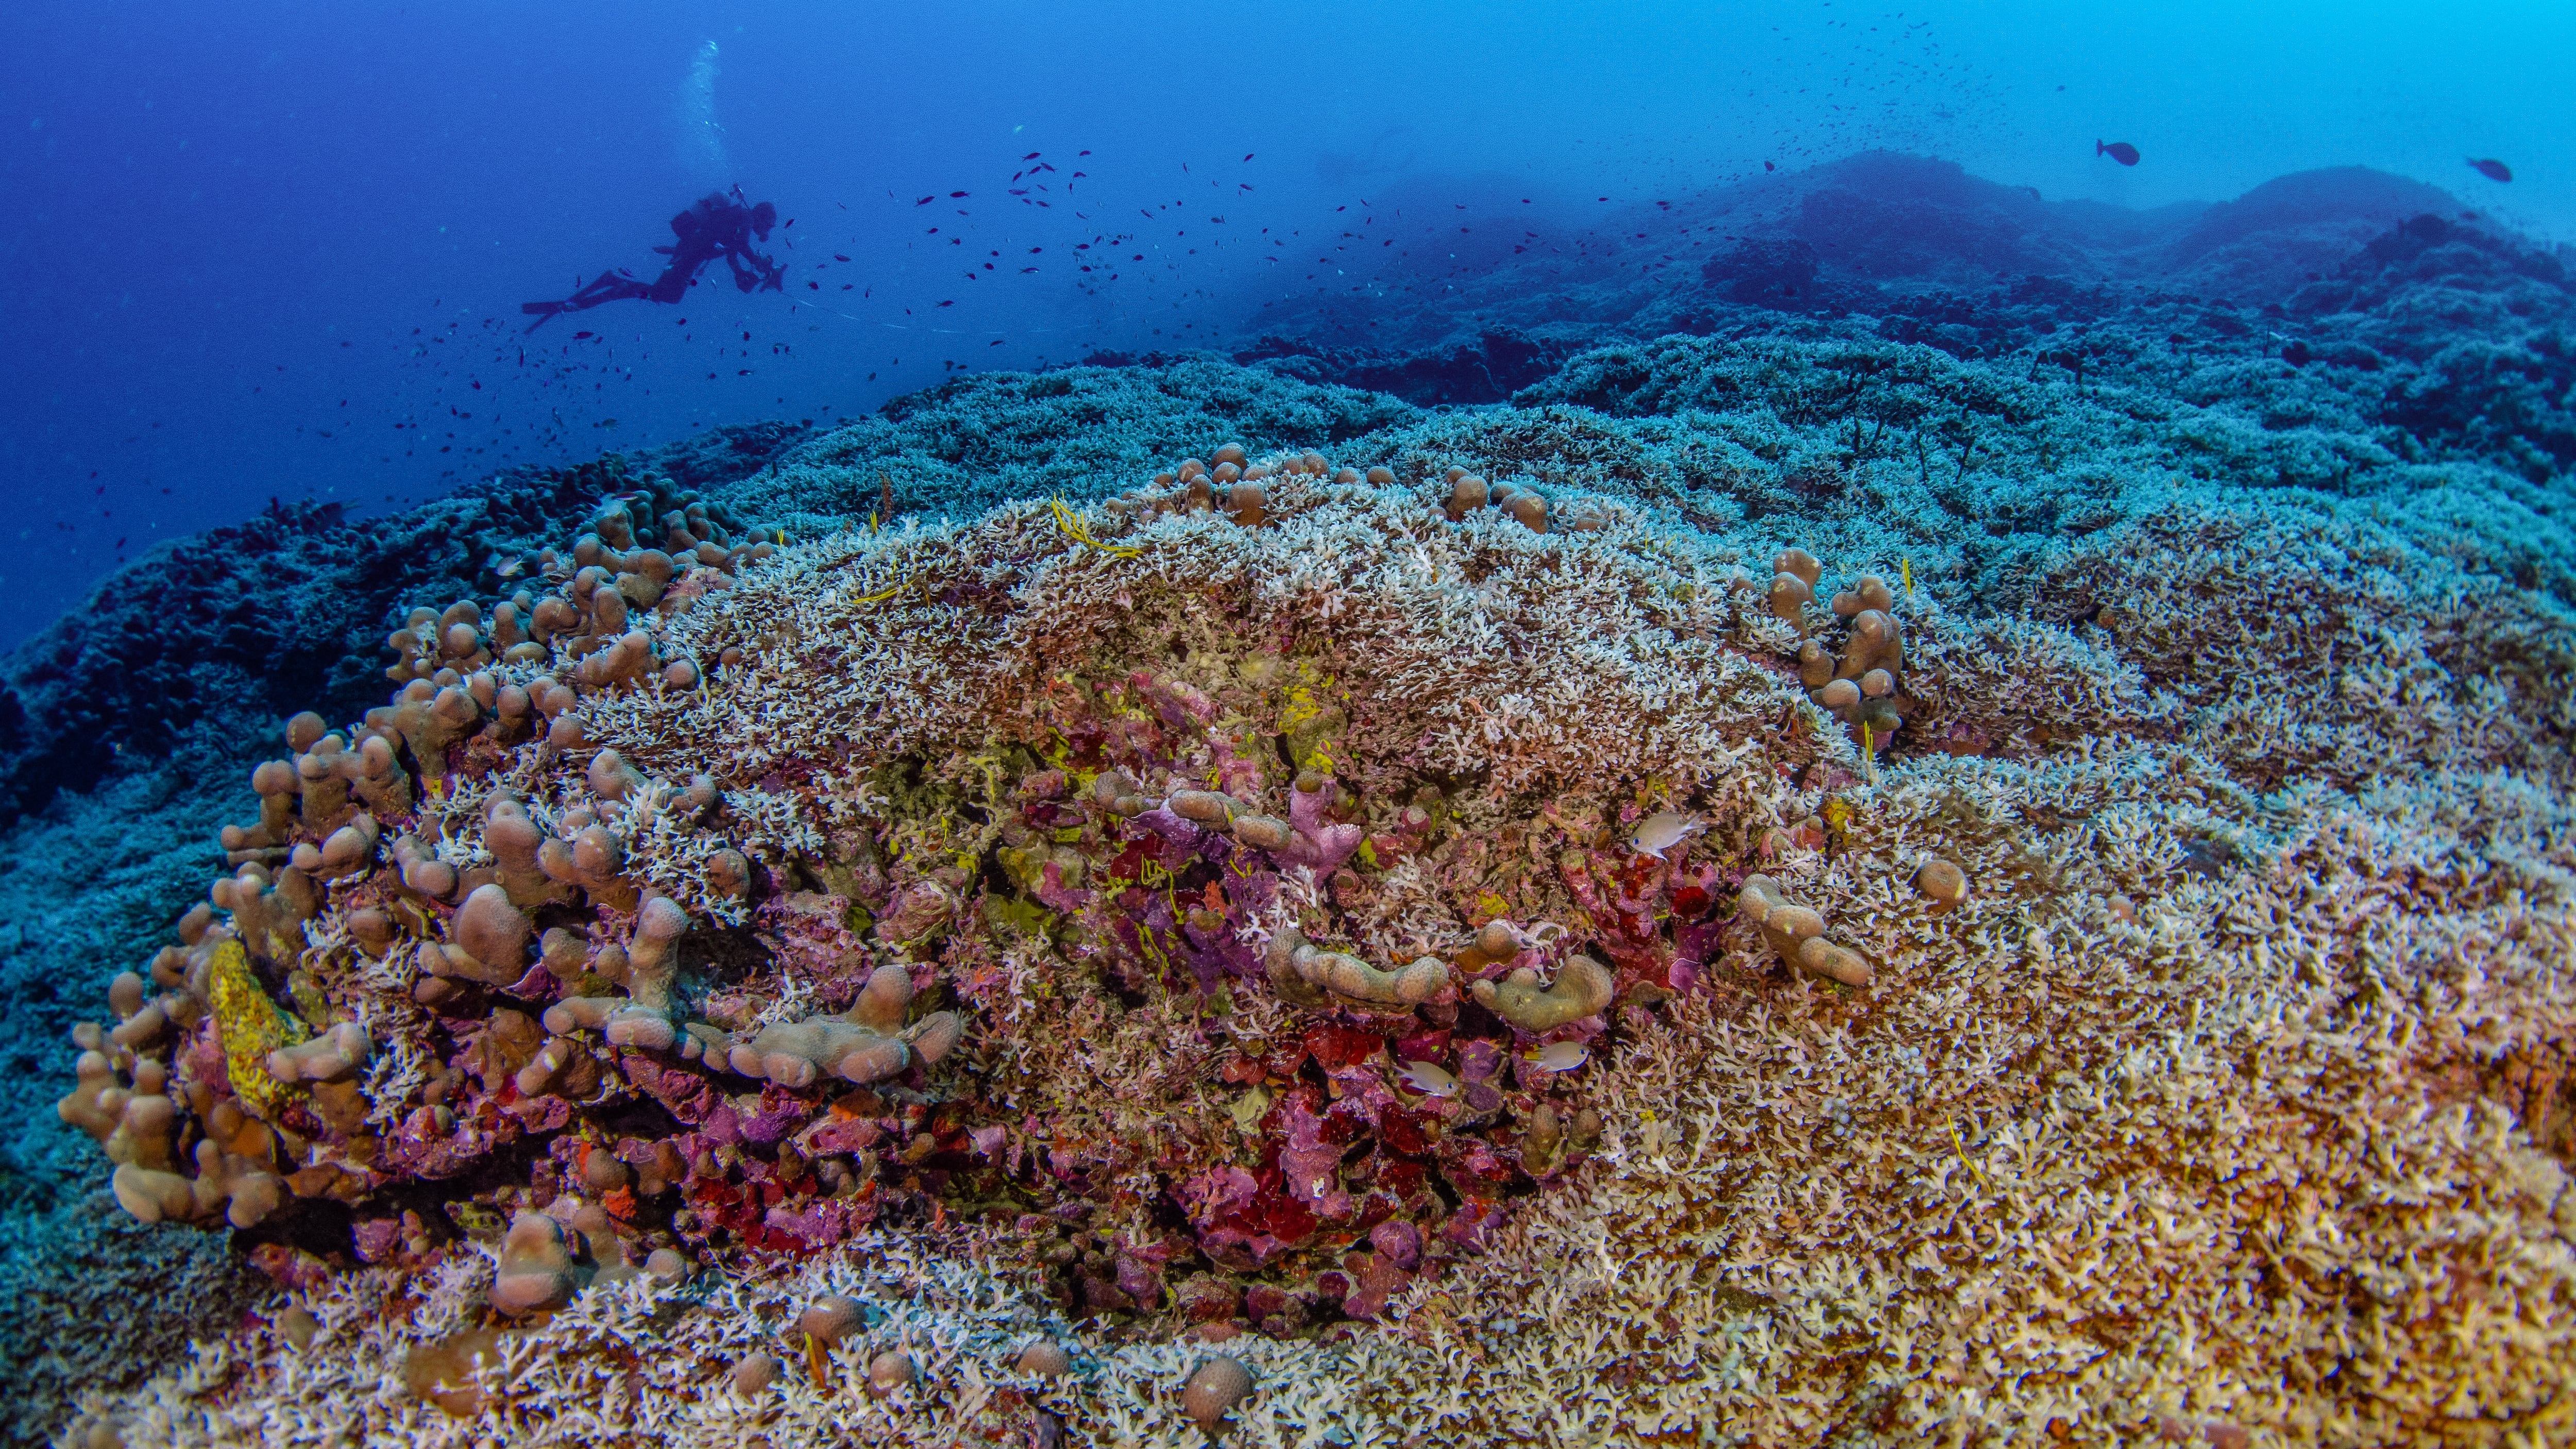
[1769,548,1821,631]
[1781,554,1912,739]
[1913,858,1969,912]
[1737,873,1871,986]
[492,1211,587,1317]
[1262,928,1448,1008]
[448,884,534,983]
[723,963,963,1088]
[1469,954,1615,1031]
[543,896,695,1046]
[267,1022,372,1085]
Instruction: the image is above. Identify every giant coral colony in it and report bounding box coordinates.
[59,448,1933,1401]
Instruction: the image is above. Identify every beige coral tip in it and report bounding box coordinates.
[110,1163,195,1224]
[867,1350,917,1391]
[453,885,532,975]
[1167,789,1233,825]
[1770,904,1826,941]
[906,1010,965,1069]
[1013,1339,1072,1377]
[708,848,752,899]
[1180,1355,1255,1435]
[1773,547,1822,586]
[1769,571,1814,619]
[581,1149,630,1194]
[1797,938,1872,987]
[731,1351,780,1396]
[1473,954,1613,1031]
[319,822,377,874]
[1506,492,1549,532]
[491,1211,581,1317]
[275,1306,320,1351]
[831,1038,909,1085]
[268,1021,371,1084]
[798,1294,862,1343]
[643,1247,690,1284]
[1232,813,1294,850]
[1475,919,1517,959]
[637,894,692,942]
[250,759,297,798]
[586,749,640,801]
[1914,858,1968,909]
[1394,956,1450,1003]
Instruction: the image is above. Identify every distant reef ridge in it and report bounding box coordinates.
[1241,153,2576,474]
[3,153,2574,1448]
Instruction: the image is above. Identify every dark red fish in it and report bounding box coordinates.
[2097,140,2140,166]
[2468,157,2513,182]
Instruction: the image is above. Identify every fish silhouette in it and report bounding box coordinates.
[2468,157,2514,182]
[2097,140,2141,166]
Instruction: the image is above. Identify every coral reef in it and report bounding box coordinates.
[13,159,2576,1445]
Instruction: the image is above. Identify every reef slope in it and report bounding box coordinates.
[5,197,2575,1448]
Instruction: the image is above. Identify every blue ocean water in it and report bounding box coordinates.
[2,0,2568,648]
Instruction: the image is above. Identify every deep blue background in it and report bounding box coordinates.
[4,0,2567,648]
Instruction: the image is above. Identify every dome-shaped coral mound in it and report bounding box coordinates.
[50,345,2576,1446]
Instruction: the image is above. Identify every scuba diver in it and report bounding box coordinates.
[521,187,785,331]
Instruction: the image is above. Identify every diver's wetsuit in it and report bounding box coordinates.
[521,189,785,331]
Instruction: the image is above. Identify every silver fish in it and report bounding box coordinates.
[1397,1060,1458,1097]
[1631,811,1704,860]
[1521,1040,1589,1072]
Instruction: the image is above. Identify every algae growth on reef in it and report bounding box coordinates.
[13,296,2576,1446]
